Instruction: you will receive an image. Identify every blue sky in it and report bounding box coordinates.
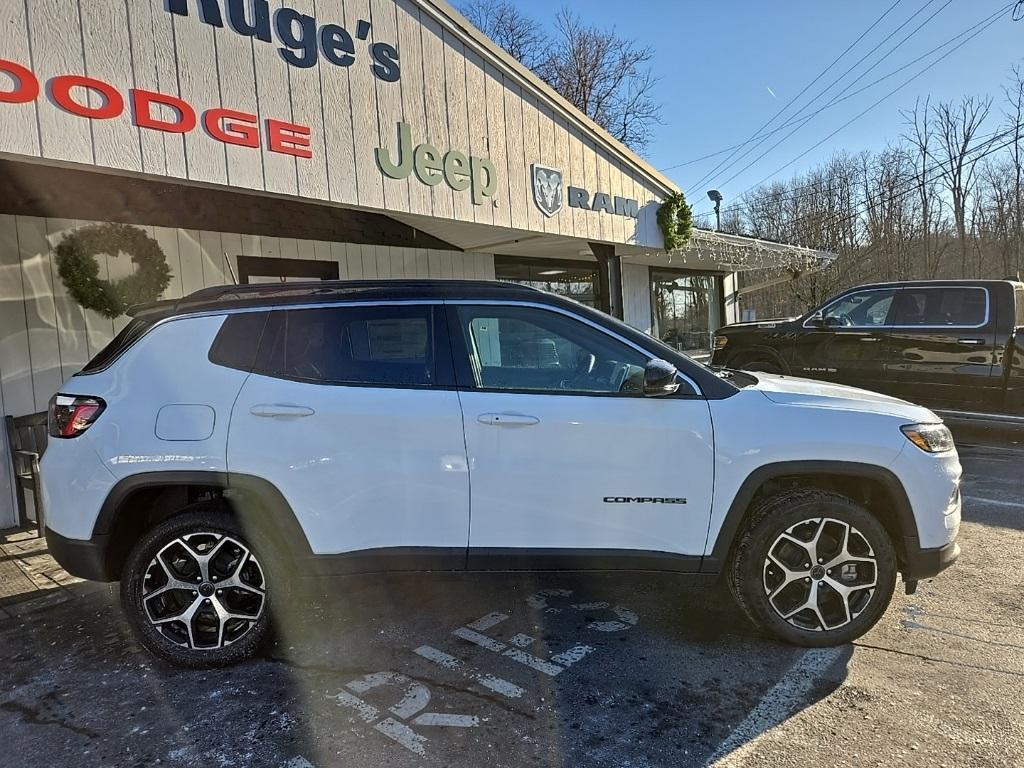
[505,0,1022,218]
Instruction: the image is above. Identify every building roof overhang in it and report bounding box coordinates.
[416,0,678,199]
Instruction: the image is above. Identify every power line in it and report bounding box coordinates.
[695,4,1013,217]
[695,123,1021,227]
[677,0,906,190]
[694,0,956,198]
[665,0,998,174]
[729,127,1024,249]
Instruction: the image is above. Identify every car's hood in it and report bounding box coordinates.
[748,372,939,422]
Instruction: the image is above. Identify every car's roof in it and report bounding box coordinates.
[129,279,546,320]
[843,278,1022,291]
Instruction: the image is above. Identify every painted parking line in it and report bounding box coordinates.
[453,625,508,652]
[707,647,843,767]
[963,495,1024,509]
[331,590,639,760]
[413,645,526,698]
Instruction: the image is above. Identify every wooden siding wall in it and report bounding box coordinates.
[0,213,494,527]
[0,0,665,248]
[622,263,652,335]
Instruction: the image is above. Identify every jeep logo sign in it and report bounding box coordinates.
[531,165,639,219]
[376,122,498,206]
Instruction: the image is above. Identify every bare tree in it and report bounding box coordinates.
[458,0,549,70]
[459,2,662,151]
[932,97,992,278]
[538,10,661,150]
[902,98,948,277]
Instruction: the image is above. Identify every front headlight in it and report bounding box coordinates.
[714,335,729,350]
[901,423,954,453]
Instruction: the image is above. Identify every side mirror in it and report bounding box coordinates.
[644,359,680,397]
[808,311,826,328]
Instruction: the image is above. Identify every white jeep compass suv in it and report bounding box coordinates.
[41,280,961,666]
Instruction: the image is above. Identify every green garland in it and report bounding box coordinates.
[55,223,172,319]
[657,192,694,252]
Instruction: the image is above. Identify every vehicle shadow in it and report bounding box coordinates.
[0,570,854,768]
[269,570,854,768]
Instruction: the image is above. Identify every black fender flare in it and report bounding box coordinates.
[95,470,314,560]
[701,460,919,574]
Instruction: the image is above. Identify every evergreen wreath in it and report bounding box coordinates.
[55,223,172,319]
[657,192,694,251]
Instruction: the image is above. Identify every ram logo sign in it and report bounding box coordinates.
[531,164,564,218]
[530,165,639,219]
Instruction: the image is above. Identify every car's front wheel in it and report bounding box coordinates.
[728,489,897,646]
[121,505,273,667]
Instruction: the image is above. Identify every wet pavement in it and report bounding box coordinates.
[1,442,1021,767]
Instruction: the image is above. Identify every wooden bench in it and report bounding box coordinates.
[5,412,48,536]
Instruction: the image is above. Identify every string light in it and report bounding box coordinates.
[625,228,834,273]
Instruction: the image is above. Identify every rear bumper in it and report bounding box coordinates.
[901,537,960,581]
[45,527,113,582]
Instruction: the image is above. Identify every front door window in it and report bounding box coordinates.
[456,305,648,395]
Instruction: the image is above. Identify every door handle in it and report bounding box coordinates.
[957,338,985,346]
[858,336,882,342]
[477,413,540,427]
[250,404,316,418]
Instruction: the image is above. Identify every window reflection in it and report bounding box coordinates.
[494,257,601,308]
[651,271,717,358]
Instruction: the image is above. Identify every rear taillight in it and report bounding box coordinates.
[48,394,106,438]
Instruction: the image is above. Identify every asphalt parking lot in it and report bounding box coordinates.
[2,441,1022,768]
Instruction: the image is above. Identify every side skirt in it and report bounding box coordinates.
[299,547,708,577]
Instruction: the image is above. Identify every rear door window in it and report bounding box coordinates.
[208,312,270,372]
[255,305,436,386]
[893,288,988,327]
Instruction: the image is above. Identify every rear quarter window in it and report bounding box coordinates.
[78,318,153,374]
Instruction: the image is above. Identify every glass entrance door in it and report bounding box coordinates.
[650,271,719,359]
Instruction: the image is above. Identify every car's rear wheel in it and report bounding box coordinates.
[121,505,274,667]
[728,489,897,646]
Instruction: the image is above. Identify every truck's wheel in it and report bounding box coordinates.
[728,489,897,646]
[120,504,274,667]
[733,353,785,374]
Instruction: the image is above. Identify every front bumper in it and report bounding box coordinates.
[45,527,113,582]
[901,537,960,581]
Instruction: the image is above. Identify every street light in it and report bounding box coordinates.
[707,189,723,232]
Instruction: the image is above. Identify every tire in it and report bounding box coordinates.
[733,354,785,374]
[728,489,897,647]
[744,359,783,374]
[120,504,275,667]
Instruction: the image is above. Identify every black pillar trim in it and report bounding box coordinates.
[589,242,623,320]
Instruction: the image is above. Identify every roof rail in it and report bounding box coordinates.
[126,278,542,319]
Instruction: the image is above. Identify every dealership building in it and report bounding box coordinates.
[0,0,826,528]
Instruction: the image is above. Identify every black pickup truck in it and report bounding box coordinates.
[711,279,1024,416]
